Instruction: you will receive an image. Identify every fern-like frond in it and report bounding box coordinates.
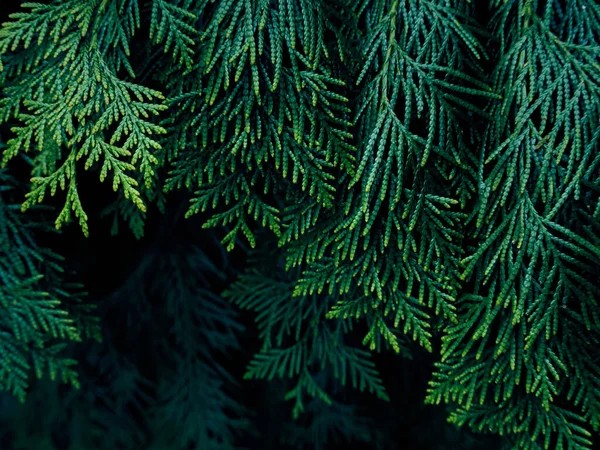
[224,245,388,418]
[429,1,600,447]
[0,166,99,402]
[0,1,167,235]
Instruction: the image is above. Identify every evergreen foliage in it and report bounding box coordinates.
[224,238,389,419]
[0,0,599,448]
[0,144,101,403]
[0,221,249,450]
[426,3,600,450]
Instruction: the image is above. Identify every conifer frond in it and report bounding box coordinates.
[429,1,600,446]
[150,0,197,71]
[138,231,249,449]
[101,168,166,239]
[280,0,485,355]
[0,166,99,402]
[449,397,593,450]
[224,246,389,418]
[161,0,355,249]
[4,225,250,450]
[0,1,166,236]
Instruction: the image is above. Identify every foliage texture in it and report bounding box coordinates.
[0,142,100,404]
[0,0,599,448]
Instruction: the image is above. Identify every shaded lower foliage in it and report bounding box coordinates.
[0,197,500,450]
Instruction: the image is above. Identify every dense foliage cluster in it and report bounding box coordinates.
[0,0,599,449]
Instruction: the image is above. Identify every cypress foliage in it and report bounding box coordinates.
[0,1,599,449]
[0,150,101,404]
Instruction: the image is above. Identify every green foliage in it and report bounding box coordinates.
[0,0,599,448]
[282,0,492,357]
[0,225,250,450]
[0,151,100,402]
[426,3,600,449]
[159,0,356,252]
[0,0,167,236]
[224,241,389,419]
[142,233,250,450]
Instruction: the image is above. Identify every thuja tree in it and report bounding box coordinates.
[0,0,599,449]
